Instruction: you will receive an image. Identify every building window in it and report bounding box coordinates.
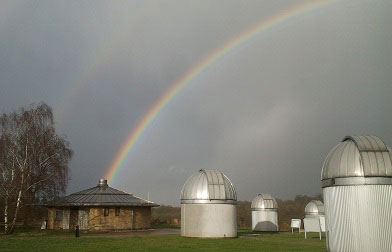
[115,207,120,216]
[104,208,109,217]
[55,210,62,221]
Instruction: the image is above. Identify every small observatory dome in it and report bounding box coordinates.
[304,200,324,218]
[251,194,279,231]
[321,135,392,252]
[180,169,237,237]
[251,193,278,210]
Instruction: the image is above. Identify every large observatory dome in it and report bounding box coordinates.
[180,169,237,204]
[321,135,392,251]
[321,135,392,185]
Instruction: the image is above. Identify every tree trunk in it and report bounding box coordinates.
[8,190,22,234]
[4,195,8,234]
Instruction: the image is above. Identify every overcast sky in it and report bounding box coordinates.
[0,0,391,206]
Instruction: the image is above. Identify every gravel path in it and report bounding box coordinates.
[81,228,180,237]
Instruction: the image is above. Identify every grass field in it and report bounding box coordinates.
[1,229,326,252]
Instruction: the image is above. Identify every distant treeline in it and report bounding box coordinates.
[152,194,322,231]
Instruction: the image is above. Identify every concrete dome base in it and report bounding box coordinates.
[252,211,278,232]
[181,204,237,238]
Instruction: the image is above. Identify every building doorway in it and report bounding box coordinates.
[69,207,79,230]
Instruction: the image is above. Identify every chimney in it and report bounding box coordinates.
[98,179,108,187]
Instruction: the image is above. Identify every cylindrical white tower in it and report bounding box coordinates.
[251,193,278,231]
[321,135,392,252]
[304,200,324,219]
[180,169,237,238]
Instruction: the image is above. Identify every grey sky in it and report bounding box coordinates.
[0,0,391,206]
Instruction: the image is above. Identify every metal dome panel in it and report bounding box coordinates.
[251,193,278,210]
[180,169,236,204]
[321,135,392,183]
[305,200,324,215]
[343,135,388,152]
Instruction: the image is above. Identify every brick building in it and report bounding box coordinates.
[47,179,158,231]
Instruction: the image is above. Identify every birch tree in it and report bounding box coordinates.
[0,103,72,234]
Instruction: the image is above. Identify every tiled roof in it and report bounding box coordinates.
[51,180,158,207]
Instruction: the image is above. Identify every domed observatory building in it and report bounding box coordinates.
[251,194,279,232]
[304,200,324,218]
[180,169,237,238]
[322,135,392,252]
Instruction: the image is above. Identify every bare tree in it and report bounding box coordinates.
[0,103,73,234]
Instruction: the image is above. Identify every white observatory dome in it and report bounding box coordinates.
[321,135,392,251]
[180,169,237,237]
[304,200,324,218]
[251,193,279,232]
[251,193,278,210]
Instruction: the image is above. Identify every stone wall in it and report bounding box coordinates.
[47,208,55,229]
[133,207,151,229]
[47,207,66,230]
[47,206,152,230]
[88,206,151,230]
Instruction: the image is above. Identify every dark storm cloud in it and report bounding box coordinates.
[0,0,391,205]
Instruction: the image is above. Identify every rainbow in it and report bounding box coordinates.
[104,0,336,183]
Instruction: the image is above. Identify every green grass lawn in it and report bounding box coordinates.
[1,229,326,252]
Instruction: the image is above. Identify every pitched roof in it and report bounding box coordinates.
[50,179,159,207]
